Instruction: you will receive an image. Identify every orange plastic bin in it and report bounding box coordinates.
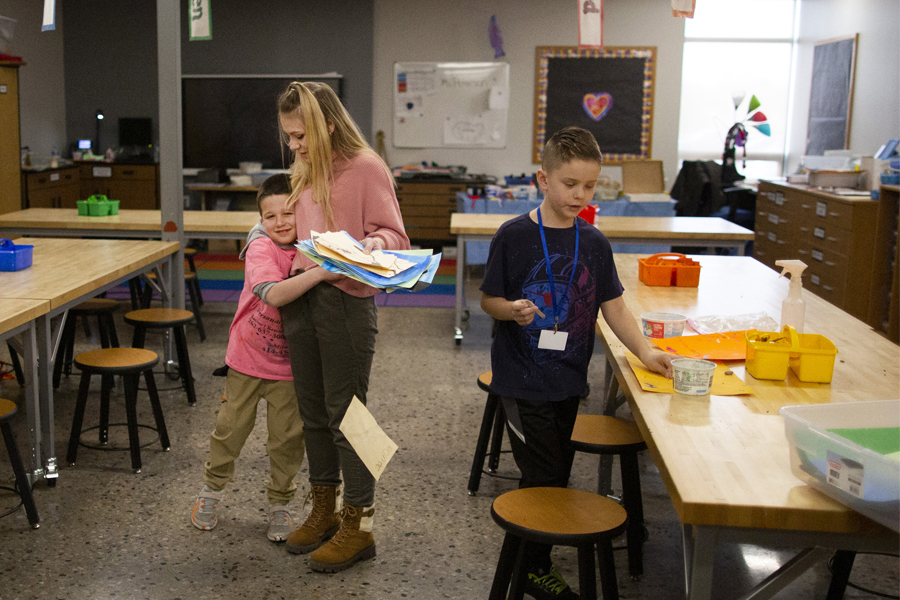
[637,253,701,287]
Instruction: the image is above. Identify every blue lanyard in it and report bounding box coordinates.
[537,208,578,330]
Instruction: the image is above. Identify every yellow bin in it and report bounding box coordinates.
[745,326,838,383]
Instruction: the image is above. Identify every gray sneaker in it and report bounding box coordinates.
[191,485,223,531]
[268,504,293,542]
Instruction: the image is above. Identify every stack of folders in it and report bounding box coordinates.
[297,230,440,293]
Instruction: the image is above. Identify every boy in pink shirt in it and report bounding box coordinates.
[191,174,339,542]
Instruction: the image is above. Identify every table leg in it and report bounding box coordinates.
[736,242,746,256]
[20,322,42,483]
[35,314,58,483]
[683,523,717,600]
[454,236,466,344]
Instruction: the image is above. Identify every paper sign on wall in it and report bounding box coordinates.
[190,0,212,41]
[672,0,696,18]
[42,0,56,31]
[578,0,603,48]
[339,396,398,481]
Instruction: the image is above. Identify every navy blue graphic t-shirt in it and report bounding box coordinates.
[480,213,623,402]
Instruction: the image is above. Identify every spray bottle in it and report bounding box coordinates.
[775,259,807,333]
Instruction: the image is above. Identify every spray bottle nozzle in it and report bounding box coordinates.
[775,259,808,280]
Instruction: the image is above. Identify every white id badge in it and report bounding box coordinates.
[538,329,568,351]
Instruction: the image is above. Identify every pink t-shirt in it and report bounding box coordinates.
[225,237,296,381]
[290,151,410,298]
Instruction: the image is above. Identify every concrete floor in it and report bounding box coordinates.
[0,277,897,600]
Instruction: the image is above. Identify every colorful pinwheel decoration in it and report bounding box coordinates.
[725,93,771,169]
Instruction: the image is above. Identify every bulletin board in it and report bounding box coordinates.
[805,35,857,155]
[533,47,656,164]
[393,62,510,148]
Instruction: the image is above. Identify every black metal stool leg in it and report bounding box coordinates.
[825,550,857,600]
[67,371,92,466]
[1,421,40,528]
[98,373,112,445]
[173,326,197,406]
[7,342,25,386]
[577,544,598,600]
[186,281,206,342]
[621,450,644,578]
[104,312,119,348]
[597,539,620,600]
[53,316,77,388]
[507,539,530,600]
[128,278,142,311]
[468,392,500,495]
[132,324,147,349]
[487,396,505,472]
[489,533,521,600]
[123,374,142,473]
[97,315,110,349]
[144,370,170,450]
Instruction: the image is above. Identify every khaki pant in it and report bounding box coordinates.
[204,368,305,505]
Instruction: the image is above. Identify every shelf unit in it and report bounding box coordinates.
[0,61,23,214]
[868,185,899,343]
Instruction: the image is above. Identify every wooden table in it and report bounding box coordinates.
[0,238,180,482]
[185,183,259,211]
[0,208,260,240]
[449,212,755,343]
[596,254,900,600]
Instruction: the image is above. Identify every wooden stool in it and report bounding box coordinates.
[53,298,120,389]
[124,309,197,406]
[66,348,169,473]
[489,487,626,600]
[183,247,203,306]
[571,415,647,579]
[468,371,516,496]
[0,399,40,529]
[140,272,206,342]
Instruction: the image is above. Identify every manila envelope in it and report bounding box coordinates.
[339,396,398,480]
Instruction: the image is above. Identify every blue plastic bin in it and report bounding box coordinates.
[0,238,34,271]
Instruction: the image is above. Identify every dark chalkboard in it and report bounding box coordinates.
[533,47,655,164]
[806,35,857,155]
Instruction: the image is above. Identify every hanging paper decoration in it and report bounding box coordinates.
[582,92,613,121]
[672,0,696,18]
[749,111,767,122]
[752,123,772,137]
[578,0,603,48]
[748,94,761,112]
[489,15,505,58]
[725,94,772,170]
[190,0,212,41]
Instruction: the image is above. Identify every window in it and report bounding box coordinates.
[677,0,798,181]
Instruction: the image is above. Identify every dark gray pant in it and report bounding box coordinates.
[280,283,378,507]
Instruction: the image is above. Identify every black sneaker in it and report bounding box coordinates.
[524,564,580,600]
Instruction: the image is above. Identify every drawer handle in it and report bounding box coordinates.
[799,227,809,233]
[827,237,838,242]
[801,204,810,209]
[797,249,809,254]
[823,285,834,291]
[825,261,836,267]
[829,212,840,217]
[123,170,135,176]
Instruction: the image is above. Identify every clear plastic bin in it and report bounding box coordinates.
[781,400,900,532]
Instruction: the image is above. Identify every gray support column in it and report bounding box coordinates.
[157,0,185,310]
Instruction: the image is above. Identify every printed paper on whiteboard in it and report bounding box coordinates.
[189,0,212,41]
[578,0,603,48]
[339,396,398,481]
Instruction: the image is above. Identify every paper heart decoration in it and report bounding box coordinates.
[583,93,613,121]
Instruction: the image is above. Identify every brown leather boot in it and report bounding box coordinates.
[309,503,376,573]
[285,485,342,555]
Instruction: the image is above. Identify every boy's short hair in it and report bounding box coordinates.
[542,127,603,173]
[256,174,293,213]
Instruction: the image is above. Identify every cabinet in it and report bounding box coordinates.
[0,62,23,214]
[754,181,879,322]
[22,166,81,208]
[396,180,475,240]
[79,163,159,210]
[868,185,899,343]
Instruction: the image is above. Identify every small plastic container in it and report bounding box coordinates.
[881,174,900,185]
[781,400,900,532]
[76,200,89,216]
[672,358,716,395]
[106,200,120,215]
[641,312,687,338]
[0,238,34,271]
[745,326,838,383]
[578,203,597,224]
[638,253,701,287]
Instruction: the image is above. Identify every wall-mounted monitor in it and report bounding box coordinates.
[78,139,93,150]
[181,74,343,170]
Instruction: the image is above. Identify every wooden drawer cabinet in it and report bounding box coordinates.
[395,180,478,241]
[79,163,159,210]
[22,166,81,208]
[755,181,878,322]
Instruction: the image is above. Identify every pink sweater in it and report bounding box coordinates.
[291,151,411,298]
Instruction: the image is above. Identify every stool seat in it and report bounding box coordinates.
[137,273,205,341]
[74,348,159,373]
[183,247,197,257]
[71,298,119,314]
[124,308,194,327]
[477,371,493,393]
[571,415,646,452]
[0,398,40,528]
[493,487,627,543]
[145,271,199,282]
[490,487,625,600]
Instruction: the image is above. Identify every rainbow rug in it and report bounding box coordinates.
[108,253,457,308]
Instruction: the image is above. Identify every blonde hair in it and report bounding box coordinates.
[277,81,389,228]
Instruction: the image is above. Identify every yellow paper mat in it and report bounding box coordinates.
[650,330,748,360]
[625,351,753,395]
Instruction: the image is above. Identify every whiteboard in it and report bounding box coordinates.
[393,62,509,148]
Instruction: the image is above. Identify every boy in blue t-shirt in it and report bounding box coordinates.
[480,126,675,599]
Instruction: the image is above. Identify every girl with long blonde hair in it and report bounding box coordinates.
[275,81,409,573]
